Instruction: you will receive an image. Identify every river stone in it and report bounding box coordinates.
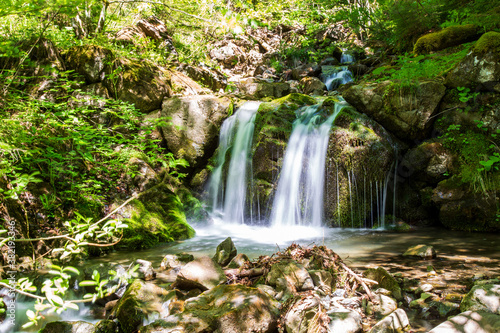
[237,77,291,100]
[309,270,334,294]
[368,309,410,333]
[328,310,363,333]
[403,244,437,259]
[212,237,237,267]
[227,253,249,268]
[111,279,171,332]
[160,252,194,271]
[285,296,323,333]
[342,79,446,141]
[461,284,500,314]
[133,259,156,281]
[39,321,96,333]
[366,294,398,319]
[428,310,500,333]
[300,76,326,95]
[174,256,227,291]
[445,31,500,92]
[363,267,402,300]
[291,63,321,80]
[94,319,118,333]
[266,259,314,292]
[160,95,231,169]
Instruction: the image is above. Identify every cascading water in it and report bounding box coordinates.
[270,101,347,227]
[207,101,261,224]
[322,51,354,91]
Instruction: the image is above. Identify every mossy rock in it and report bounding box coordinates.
[118,183,195,250]
[460,284,500,314]
[473,31,500,55]
[363,267,402,300]
[64,45,114,84]
[413,24,480,54]
[39,321,96,333]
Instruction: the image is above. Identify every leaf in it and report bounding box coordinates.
[26,309,36,320]
[21,322,35,329]
[79,280,98,287]
[66,302,79,311]
[63,266,80,275]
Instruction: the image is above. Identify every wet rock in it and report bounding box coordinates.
[300,76,326,95]
[363,267,402,300]
[428,310,500,333]
[160,95,231,169]
[429,300,460,318]
[309,270,334,294]
[94,319,119,333]
[320,57,340,66]
[39,321,96,333]
[445,31,500,92]
[413,24,480,54]
[285,296,325,333]
[111,279,172,332]
[134,259,156,281]
[328,310,363,333]
[213,237,237,267]
[403,244,437,259]
[368,309,410,333]
[366,294,398,319]
[160,253,194,271]
[461,284,500,314]
[227,253,249,268]
[266,259,314,292]
[291,63,321,80]
[348,63,369,78]
[174,256,227,291]
[237,77,291,100]
[64,45,113,84]
[342,80,446,141]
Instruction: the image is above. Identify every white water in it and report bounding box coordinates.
[322,51,354,91]
[207,101,261,224]
[271,101,347,227]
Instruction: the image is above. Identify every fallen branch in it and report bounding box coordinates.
[339,262,377,302]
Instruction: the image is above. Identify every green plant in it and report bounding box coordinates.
[456,86,478,103]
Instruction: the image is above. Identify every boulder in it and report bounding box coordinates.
[160,252,194,271]
[210,41,245,68]
[181,64,227,92]
[212,237,237,267]
[342,80,446,141]
[266,259,314,292]
[461,284,500,314]
[227,253,249,268]
[174,256,227,291]
[366,294,398,319]
[428,310,500,333]
[328,310,363,333]
[237,77,291,100]
[445,31,500,92]
[160,95,231,169]
[39,321,95,333]
[170,70,210,95]
[300,76,326,95]
[69,83,110,110]
[133,259,156,281]
[110,279,172,332]
[413,24,480,54]
[94,320,119,333]
[291,63,321,80]
[363,267,402,300]
[403,244,437,259]
[368,309,410,333]
[64,45,113,84]
[285,296,326,333]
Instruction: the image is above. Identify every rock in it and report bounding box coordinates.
[461,284,500,314]
[368,309,410,333]
[342,80,446,141]
[94,319,119,333]
[348,63,369,77]
[256,284,277,298]
[431,178,499,231]
[320,57,340,66]
[160,95,231,169]
[291,63,321,80]
[300,76,326,95]
[428,310,500,333]
[266,259,314,292]
[153,284,280,333]
[111,279,171,332]
[160,253,194,271]
[403,244,437,259]
[413,24,480,54]
[210,41,245,68]
[309,270,334,294]
[237,77,291,100]
[103,59,172,113]
[328,310,363,333]
[174,256,227,291]
[64,45,113,84]
[429,300,460,318]
[363,267,402,300]
[227,253,249,268]
[285,296,325,333]
[114,183,195,250]
[181,64,227,92]
[212,237,237,267]
[366,294,398,319]
[123,157,157,192]
[170,69,210,95]
[39,321,95,333]
[133,259,156,281]
[445,31,500,92]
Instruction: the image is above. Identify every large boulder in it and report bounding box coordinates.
[160,95,231,169]
[342,80,446,141]
[428,310,500,333]
[445,31,500,92]
[64,45,113,84]
[413,24,480,54]
[174,256,227,291]
[181,63,227,92]
[328,310,363,333]
[461,284,500,314]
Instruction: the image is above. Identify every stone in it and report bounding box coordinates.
[170,69,210,95]
[428,310,500,333]
[413,24,480,54]
[328,310,363,333]
[237,77,291,100]
[181,64,227,92]
[285,296,324,333]
[342,80,446,141]
[110,279,172,332]
[300,76,326,95]
[366,294,398,319]
[94,319,118,333]
[69,83,110,110]
[461,284,500,314]
[174,256,227,291]
[368,309,410,333]
[363,267,402,300]
[291,63,321,80]
[39,321,96,333]
[160,253,194,271]
[210,41,245,68]
[266,259,314,292]
[227,253,249,268]
[133,259,156,281]
[64,45,113,84]
[403,244,437,259]
[160,95,231,169]
[309,270,334,294]
[212,237,237,267]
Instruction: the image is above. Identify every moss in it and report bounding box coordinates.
[363,267,402,300]
[472,31,500,55]
[413,24,480,54]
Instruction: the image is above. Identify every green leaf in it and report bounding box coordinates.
[79,280,98,287]
[62,266,80,275]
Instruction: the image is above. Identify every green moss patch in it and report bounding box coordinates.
[473,31,500,55]
[413,24,480,54]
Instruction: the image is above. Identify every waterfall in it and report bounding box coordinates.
[270,101,346,227]
[322,51,354,91]
[207,101,261,224]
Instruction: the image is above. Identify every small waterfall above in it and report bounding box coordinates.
[270,100,347,227]
[322,51,354,91]
[207,101,261,224]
